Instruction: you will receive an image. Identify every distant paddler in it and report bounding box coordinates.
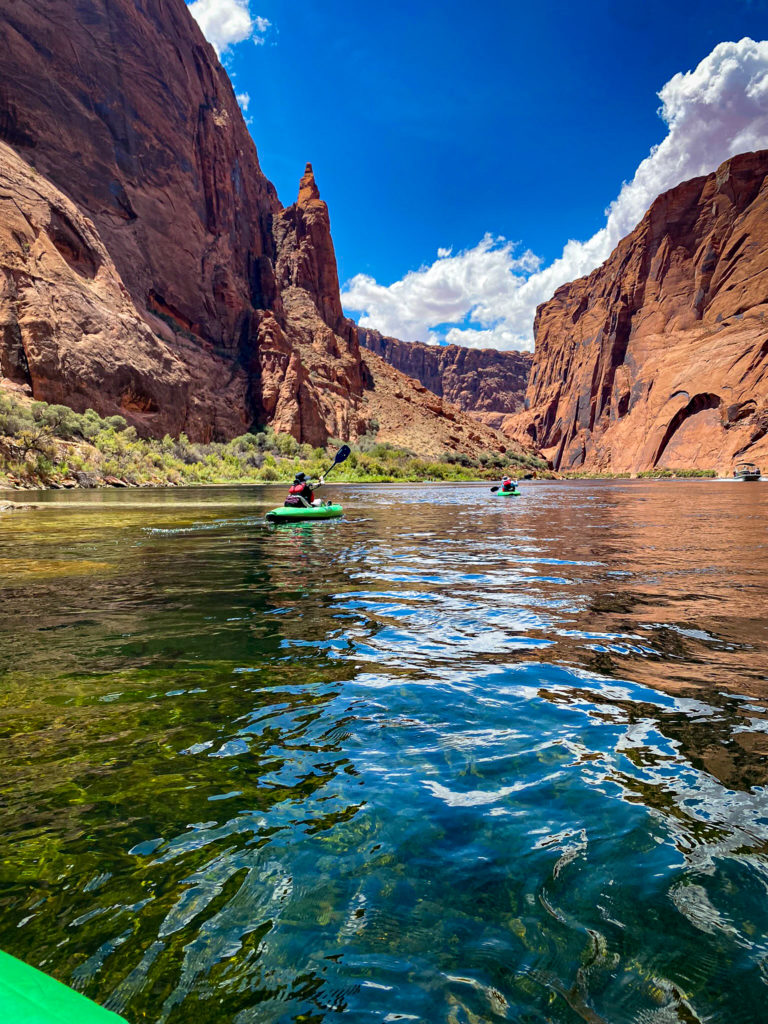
[490,474,521,496]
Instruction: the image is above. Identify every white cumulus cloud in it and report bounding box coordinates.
[187,0,270,56]
[343,235,540,345]
[342,37,768,351]
[236,92,250,112]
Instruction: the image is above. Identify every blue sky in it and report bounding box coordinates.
[189,0,768,348]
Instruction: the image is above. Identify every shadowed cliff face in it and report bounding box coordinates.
[0,0,278,349]
[357,328,532,417]
[0,0,364,444]
[514,151,768,474]
[0,141,216,434]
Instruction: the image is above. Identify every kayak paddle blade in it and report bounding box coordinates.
[333,444,351,466]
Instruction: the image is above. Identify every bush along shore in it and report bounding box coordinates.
[560,468,718,479]
[0,393,548,489]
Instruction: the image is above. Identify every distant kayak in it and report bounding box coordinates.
[266,503,344,522]
[0,950,126,1023]
[497,490,521,497]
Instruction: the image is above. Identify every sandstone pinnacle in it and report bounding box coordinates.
[297,163,321,206]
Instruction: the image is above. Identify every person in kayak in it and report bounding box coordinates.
[500,475,517,493]
[284,471,325,508]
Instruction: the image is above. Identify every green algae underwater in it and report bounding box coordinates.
[1,480,767,1023]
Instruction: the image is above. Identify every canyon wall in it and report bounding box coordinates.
[1,0,506,454]
[357,328,531,419]
[0,139,213,430]
[515,151,768,474]
[1,0,284,439]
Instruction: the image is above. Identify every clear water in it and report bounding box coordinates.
[1,480,767,1023]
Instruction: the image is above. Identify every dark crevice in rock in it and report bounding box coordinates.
[47,208,100,278]
[1,320,31,385]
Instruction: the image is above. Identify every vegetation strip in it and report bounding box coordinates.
[0,393,547,489]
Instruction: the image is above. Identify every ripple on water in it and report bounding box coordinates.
[0,481,767,1022]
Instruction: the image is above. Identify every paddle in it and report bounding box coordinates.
[320,444,351,480]
[291,445,351,508]
[311,444,351,507]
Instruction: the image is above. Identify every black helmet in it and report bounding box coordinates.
[294,472,307,483]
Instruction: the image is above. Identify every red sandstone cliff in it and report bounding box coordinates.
[357,327,532,421]
[358,349,515,458]
[0,140,209,430]
[514,151,768,474]
[254,163,369,443]
[0,0,373,446]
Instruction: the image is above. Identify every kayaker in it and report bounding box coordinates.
[500,475,517,493]
[285,471,325,508]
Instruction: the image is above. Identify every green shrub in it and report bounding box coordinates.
[276,432,299,457]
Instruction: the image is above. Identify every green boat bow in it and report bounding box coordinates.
[0,950,127,1024]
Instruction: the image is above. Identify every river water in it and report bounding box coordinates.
[0,480,767,1024]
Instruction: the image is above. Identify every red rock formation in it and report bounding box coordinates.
[268,164,368,444]
[515,151,768,474]
[0,141,222,435]
[3,138,284,440]
[357,327,532,418]
[275,164,347,335]
[0,0,367,445]
[0,0,277,351]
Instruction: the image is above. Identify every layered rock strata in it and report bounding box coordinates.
[515,151,768,474]
[357,328,532,420]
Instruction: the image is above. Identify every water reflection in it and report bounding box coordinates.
[0,480,766,1023]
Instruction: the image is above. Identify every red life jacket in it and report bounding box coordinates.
[285,481,314,506]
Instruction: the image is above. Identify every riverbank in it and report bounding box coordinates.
[562,468,718,479]
[0,392,724,492]
[0,391,548,490]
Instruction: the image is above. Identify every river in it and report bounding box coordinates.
[0,480,767,1023]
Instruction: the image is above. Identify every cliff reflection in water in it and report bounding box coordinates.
[0,480,766,1024]
[522,481,768,793]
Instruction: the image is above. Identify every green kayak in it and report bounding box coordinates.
[266,503,344,522]
[497,489,521,497]
[0,950,127,1024]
